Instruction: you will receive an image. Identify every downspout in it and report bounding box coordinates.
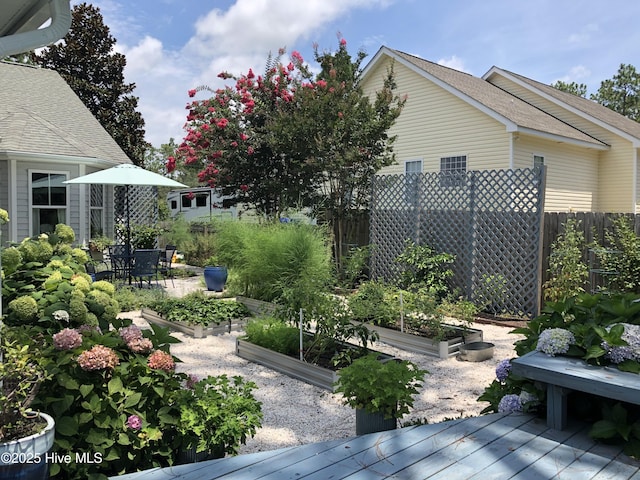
[0,0,72,58]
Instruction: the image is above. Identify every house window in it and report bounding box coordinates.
[31,171,68,234]
[181,195,192,208]
[171,200,177,210]
[440,155,467,187]
[90,184,104,237]
[533,155,545,168]
[196,194,208,207]
[405,160,422,204]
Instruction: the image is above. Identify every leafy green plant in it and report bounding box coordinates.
[395,240,454,299]
[130,224,163,249]
[592,216,640,294]
[174,375,263,457]
[339,245,371,289]
[334,354,427,419]
[474,273,507,314]
[243,317,301,356]
[543,218,588,302]
[590,402,640,458]
[0,327,49,442]
[147,293,249,326]
[348,280,401,327]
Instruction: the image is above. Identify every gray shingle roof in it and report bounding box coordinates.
[383,48,608,148]
[0,61,131,164]
[495,68,640,142]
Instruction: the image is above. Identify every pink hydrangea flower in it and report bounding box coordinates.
[77,345,120,371]
[119,325,143,344]
[126,414,142,430]
[53,328,83,350]
[127,338,153,354]
[147,350,175,372]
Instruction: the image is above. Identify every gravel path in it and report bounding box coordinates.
[124,306,524,455]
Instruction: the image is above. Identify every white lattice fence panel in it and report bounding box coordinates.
[114,185,159,246]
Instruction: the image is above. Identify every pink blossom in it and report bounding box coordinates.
[126,414,142,430]
[53,328,83,350]
[217,118,229,129]
[291,51,303,64]
[166,156,176,173]
[247,68,255,79]
[77,345,120,371]
[316,79,327,89]
[127,338,153,354]
[340,38,347,46]
[240,184,249,192]
[188,89,196,98]
[147,350,175,372]
[240,133,249,141]
[247,146,254,155]
[119,325,143,344]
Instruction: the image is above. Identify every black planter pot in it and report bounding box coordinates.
[203,266,228,292]
[355,408,397,435]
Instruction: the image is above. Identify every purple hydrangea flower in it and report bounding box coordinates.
[498,394,523,413]
[536,328,575,356]
[126,414,142,430]
[602,323,640,364]
[495,359,511,382]
[53,328,83,350]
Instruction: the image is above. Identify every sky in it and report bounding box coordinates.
[76,0,640,148]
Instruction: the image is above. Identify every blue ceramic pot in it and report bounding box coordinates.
[203,266,228,292]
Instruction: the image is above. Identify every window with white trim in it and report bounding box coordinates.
[90,184,105,237]
[533,154,545,168]
[30,171,68,235]
[440,155,466,187]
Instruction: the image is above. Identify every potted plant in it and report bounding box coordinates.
[334,353,428,435]
[0,329,54,480]
[174,375,263,463]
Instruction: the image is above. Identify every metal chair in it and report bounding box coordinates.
[108,244,130,280]
[130,249,161,288]
[158,245,176,287]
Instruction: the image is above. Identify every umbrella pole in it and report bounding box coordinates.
[126,185,132,285]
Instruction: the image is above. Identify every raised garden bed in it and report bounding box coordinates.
[235,338,393,391]
[140,308,249,339]
[235,296,278,316]
[362,322,483,359]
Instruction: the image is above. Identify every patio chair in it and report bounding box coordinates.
[108,244,130,280]
[158,245,176,287]
[130,249,161,288]
[83,247,114,281]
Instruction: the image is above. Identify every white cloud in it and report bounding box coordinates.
[437,55,469,73]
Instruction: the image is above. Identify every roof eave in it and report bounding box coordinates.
[511,127,610,151]
[484,67,640,147]
[0,150,121,166]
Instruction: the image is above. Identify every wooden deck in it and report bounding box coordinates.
[114,412,640,479]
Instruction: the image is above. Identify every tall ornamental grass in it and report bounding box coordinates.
[215,222,333,303]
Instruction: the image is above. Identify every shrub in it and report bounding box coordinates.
[544,218,588,302]
[147,293,249,326]
[592,216,640,294]
[395,240,454,299]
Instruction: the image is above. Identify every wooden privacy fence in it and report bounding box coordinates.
[542,212,640,292]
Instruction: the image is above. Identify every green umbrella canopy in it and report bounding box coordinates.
[64,164,188,269]
[64,163,187,187]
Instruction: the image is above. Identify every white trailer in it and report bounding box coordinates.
[167,187,238,221]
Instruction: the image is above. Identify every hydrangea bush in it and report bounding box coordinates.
[478,292,640,458]
[1,224,263,478]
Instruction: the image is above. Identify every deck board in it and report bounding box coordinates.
[113,413,640,480]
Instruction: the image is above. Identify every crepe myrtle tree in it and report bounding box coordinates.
[169,49,320,220]
[295,38,406,270]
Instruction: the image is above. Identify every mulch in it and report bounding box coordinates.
[473,313,529,329]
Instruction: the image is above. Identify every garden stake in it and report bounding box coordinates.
[400,290,404,333]
[299,309,304,362]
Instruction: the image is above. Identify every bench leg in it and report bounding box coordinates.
[547,384,570,430]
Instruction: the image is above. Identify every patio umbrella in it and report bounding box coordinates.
[64,163,187,251]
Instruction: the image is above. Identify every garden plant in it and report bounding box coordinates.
[0,224,263,479]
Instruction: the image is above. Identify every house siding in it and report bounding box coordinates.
[513,135,599,212]
[363,58,511,176]
[489,74,635,212]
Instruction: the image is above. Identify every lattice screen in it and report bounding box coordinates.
[370,167,546,318]
[114,185,159,246]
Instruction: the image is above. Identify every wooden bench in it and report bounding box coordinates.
[511,350,640,430]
